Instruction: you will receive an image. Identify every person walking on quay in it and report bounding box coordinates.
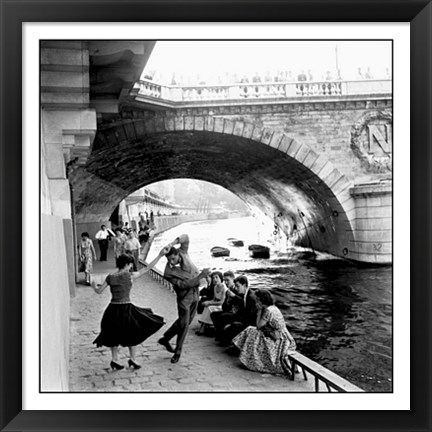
[124,230,141,272]
[138,212,146,230]
[138,222,150,251]
[113,228,127,262]
[78,232,97,286]
[139,219,156,260]
[95,225,114,262]
[232,288,297,377]
[92,251,167,370]
[157,233,211,364]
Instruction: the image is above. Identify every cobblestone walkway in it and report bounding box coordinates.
[69,252,314,392]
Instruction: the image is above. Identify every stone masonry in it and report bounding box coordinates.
[69,100,392,263]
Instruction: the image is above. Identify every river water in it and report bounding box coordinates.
[146,216,392,392]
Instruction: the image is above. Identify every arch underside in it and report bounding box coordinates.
[69,130,354,258]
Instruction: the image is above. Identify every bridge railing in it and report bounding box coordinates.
[144,264,364,393]
[147,266,176,294]
[134,78,391,105]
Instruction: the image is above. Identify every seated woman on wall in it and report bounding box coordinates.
[197,273,214,315]
[232,288,296,377]
[195,271,227,336]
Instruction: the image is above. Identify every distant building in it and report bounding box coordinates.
[116,187,198,229]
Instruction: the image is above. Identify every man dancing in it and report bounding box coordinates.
[158,234,210,363]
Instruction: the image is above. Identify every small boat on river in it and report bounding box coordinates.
[210,246,230,257]
[227,238,244,247]
[248,244,270,259]
[295,251,317,260]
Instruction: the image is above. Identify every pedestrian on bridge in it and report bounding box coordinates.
[157,233,211,364]
[92,251,167,370]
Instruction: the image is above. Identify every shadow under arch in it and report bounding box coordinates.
[68,116,356,259]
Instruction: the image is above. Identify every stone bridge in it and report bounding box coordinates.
[69,88,392,264]
[42,41,392,271]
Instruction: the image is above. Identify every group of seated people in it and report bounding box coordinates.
[195,270,297,378]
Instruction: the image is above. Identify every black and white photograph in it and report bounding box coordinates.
[39,39,394,395]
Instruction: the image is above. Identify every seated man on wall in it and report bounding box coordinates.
[222,275,258,353]
[210,271,244,346]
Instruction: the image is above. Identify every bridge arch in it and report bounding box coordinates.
[69,114,356,259]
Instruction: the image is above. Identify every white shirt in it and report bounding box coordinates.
[95,228,114,240]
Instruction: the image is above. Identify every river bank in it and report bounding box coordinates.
[145,216,392,392]
[70,251,317,392]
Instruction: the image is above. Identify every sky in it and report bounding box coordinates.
[142,41,392,82]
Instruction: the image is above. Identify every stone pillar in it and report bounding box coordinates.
[41,94,97,289]
[41,41,97,287]
[40,41,97,392]
[349,182,392,264]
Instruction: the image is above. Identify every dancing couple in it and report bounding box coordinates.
[93,233,210,368]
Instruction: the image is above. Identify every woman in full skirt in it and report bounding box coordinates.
[92,249,168,370]
[233,288,296,376]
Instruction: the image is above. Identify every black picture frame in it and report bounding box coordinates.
[1,1,430,431]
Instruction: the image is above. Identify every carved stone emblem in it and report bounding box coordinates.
[350,110,392,173]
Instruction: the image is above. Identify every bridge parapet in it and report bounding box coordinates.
[133,78,391,108]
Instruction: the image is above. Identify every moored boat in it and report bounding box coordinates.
[295,250,317,260]
[210,246,230,257]
[248,244,270,259]
[227,237,244,247]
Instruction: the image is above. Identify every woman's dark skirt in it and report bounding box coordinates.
[93,303,165,348]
